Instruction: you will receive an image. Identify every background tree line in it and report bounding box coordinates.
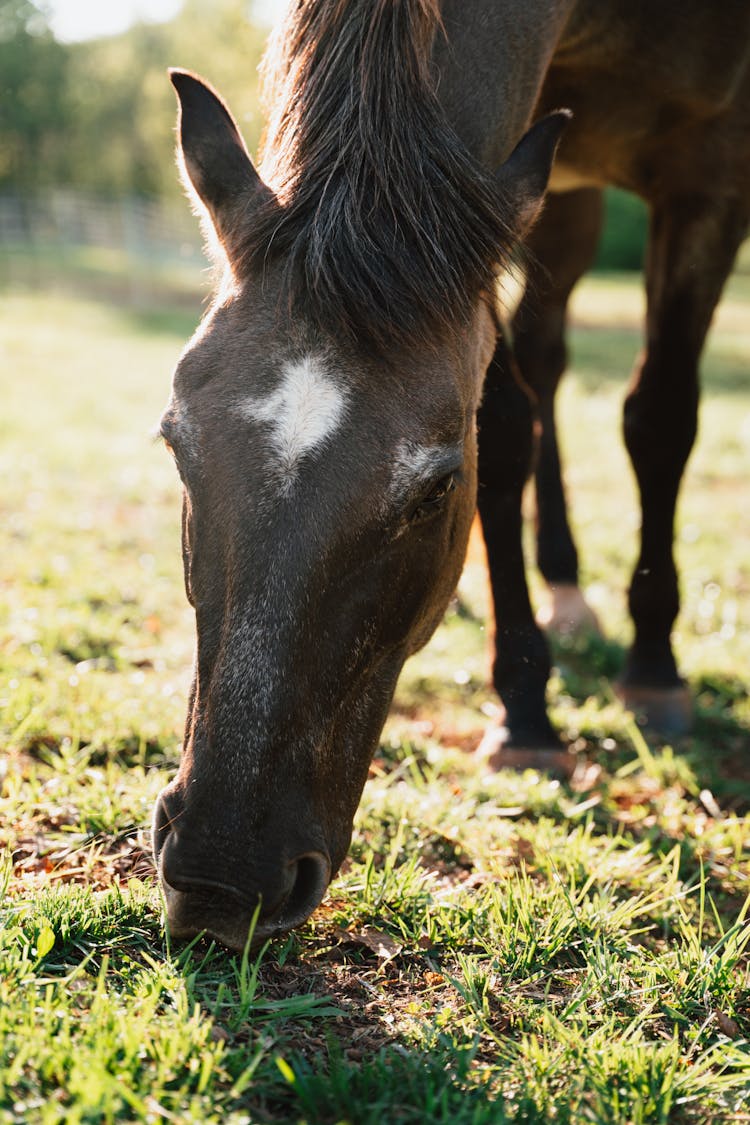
[0,0,268,200]
[0,0,647,268]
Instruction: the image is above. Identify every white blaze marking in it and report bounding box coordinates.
[239,355,346,488]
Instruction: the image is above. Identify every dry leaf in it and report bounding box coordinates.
[336,925,402,962]
[715,1010,739,1039]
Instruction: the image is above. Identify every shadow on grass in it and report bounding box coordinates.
[177,940,561,1125]
[569,324,750,396]
[685,673,750,806]
[548,631,750,800]
[549,630,626,696]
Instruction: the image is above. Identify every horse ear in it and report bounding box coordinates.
[170,69,268,251]
[496,110,571,234]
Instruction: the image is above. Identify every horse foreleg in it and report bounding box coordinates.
[513,187,604,638]
[620,194,749,734]
[476,335,570,773]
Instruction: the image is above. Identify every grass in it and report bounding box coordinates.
[0,263,749,1123]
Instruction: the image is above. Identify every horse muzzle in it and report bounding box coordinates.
[152,790,331,950]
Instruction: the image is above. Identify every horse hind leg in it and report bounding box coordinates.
[619,194,749,735]
[512,187,605,638]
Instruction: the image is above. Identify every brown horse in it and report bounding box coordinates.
[153,0,750,950]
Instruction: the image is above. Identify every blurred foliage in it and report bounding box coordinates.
[1,0,649,270]
[0,0,70,189]
[595,188,648,272]
[0,0,268,199]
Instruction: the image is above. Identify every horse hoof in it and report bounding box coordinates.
[536,583,603,639]
[615,682,693,737]
[477,724,574,778]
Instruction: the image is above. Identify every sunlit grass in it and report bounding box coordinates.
[1,275,749,1122]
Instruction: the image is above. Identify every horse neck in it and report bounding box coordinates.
[434,0,575,165]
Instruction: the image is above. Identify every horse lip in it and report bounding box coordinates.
[162,887,319,952]
[159,873,290,932]
[166,909,293,952]
[161,882,272,949]
[159,872,250,901]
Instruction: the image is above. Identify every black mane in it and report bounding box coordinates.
[236,0,515,349]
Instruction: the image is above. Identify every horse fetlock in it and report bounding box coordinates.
[477,720,573,777]
[536,583,603,639]
[615,681,693,738]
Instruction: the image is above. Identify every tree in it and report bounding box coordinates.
[0,0,70,191]
[0,0,270,199]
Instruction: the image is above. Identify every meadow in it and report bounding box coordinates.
[0,262,749,1123]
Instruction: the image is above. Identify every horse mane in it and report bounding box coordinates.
[236,0,515,349]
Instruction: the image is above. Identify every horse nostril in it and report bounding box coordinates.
[155,835,331,948]
[281,851,331,927]
[152,790,180,862]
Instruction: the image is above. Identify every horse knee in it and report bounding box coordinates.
[478,365,535,489]
[512,306,568,400]
[623,363,699,479]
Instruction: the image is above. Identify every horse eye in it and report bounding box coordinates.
[411,473,457,522]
